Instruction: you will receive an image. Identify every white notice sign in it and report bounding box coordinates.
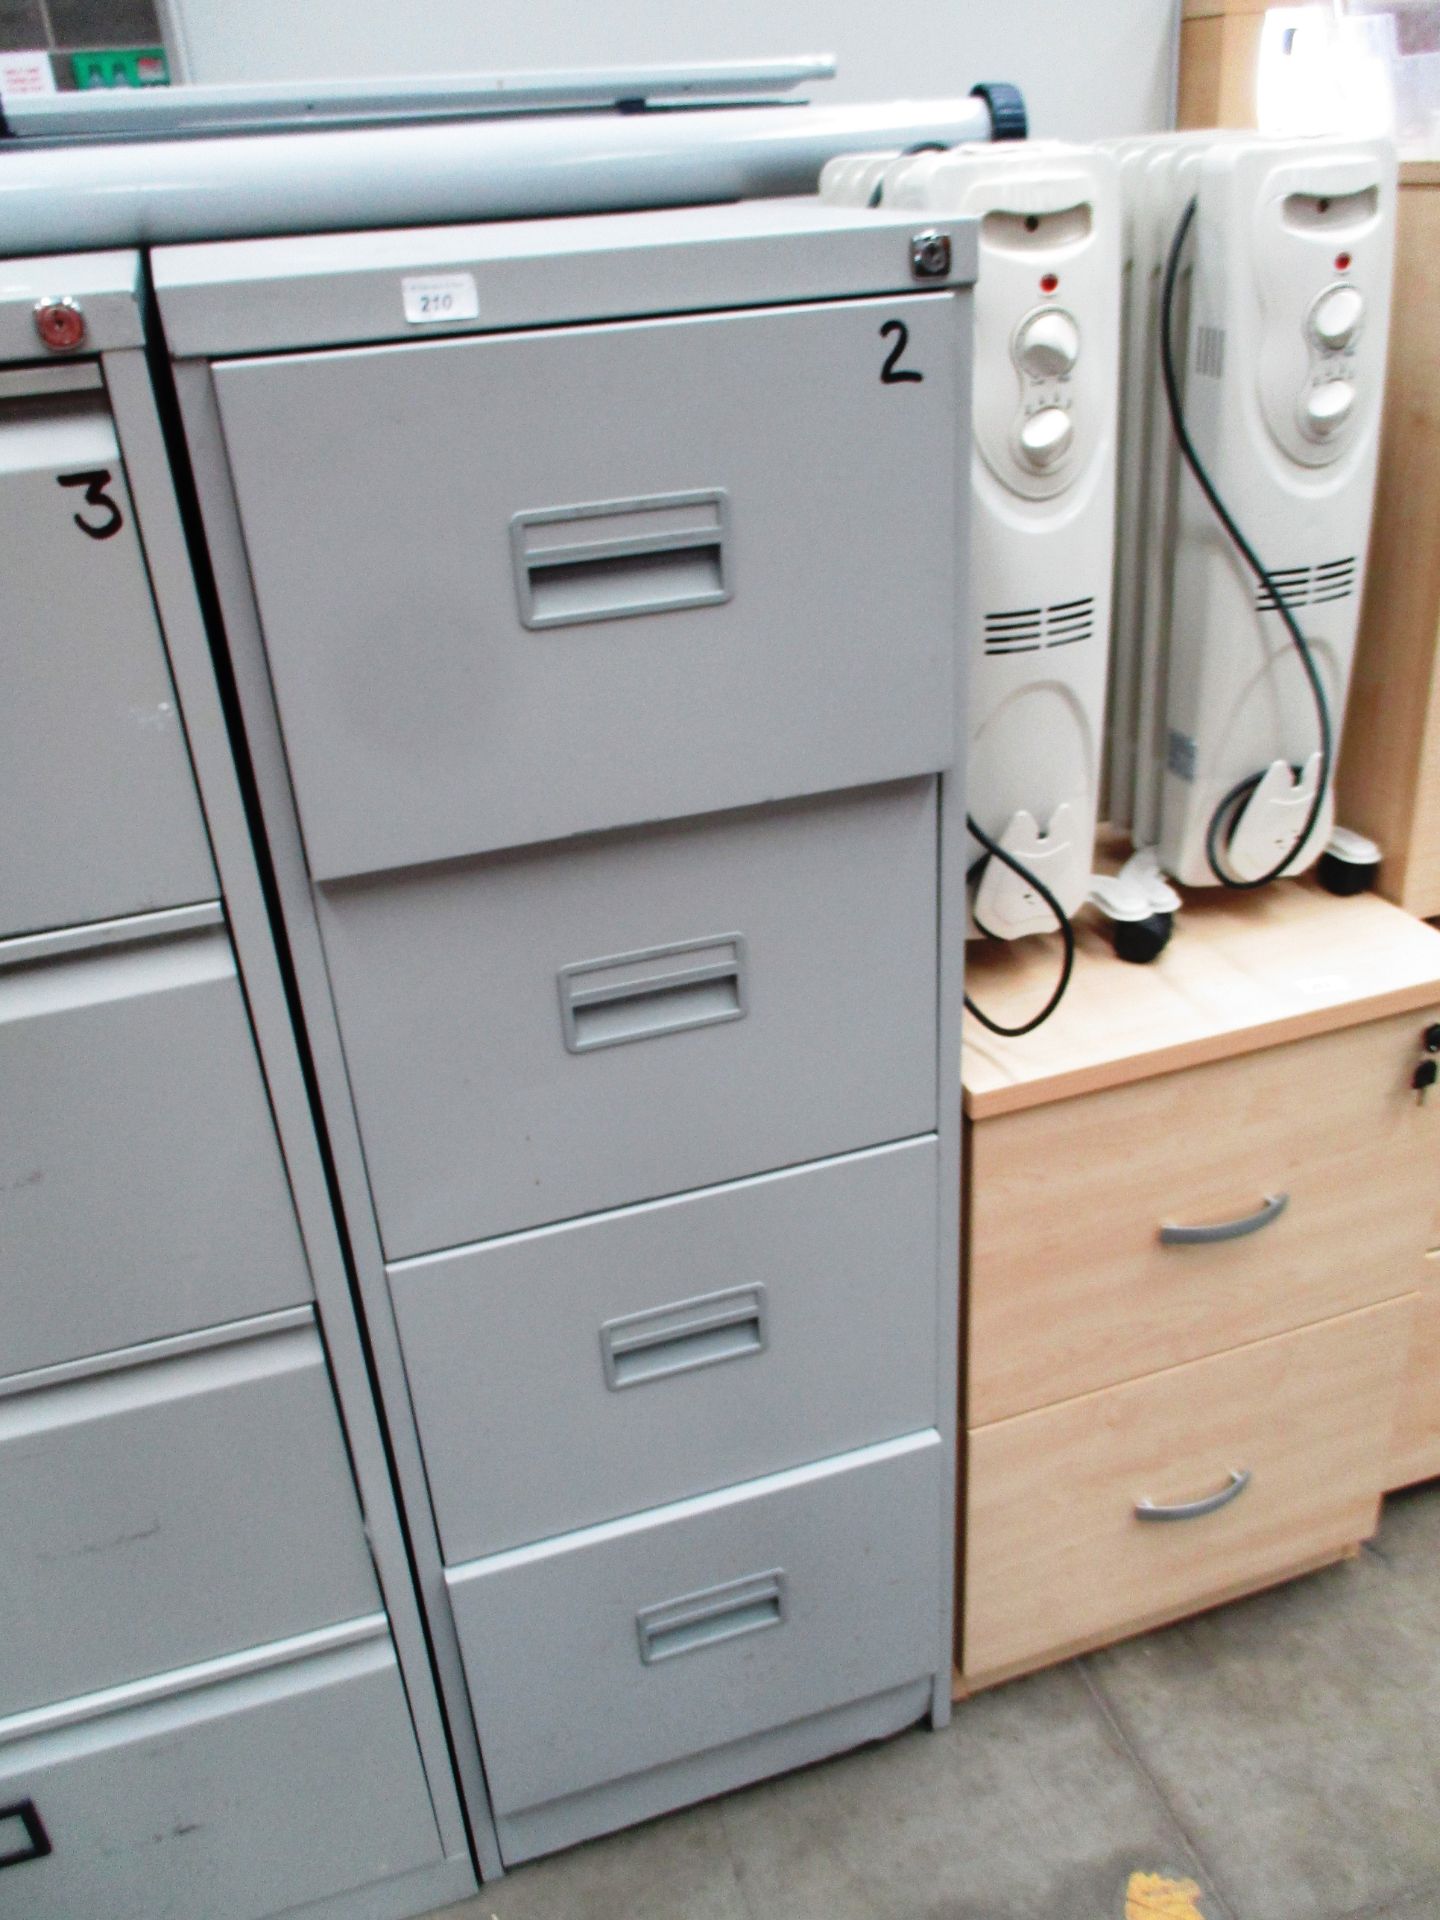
[401,273,480,325]
[0,51,57,97]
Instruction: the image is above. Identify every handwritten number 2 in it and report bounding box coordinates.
[879,320,924,385]
[57,468,124,541]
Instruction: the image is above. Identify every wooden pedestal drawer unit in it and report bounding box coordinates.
[968,1009,1440,1426]
[960,882,1440,1690]
[964,1299,1414,1686]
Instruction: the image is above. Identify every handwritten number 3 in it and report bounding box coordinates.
[879,320,924,385]
[58,469,125,541]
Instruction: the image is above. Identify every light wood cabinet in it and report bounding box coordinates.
[1177,0,1268,133]
[959,882,1440,1691]
[1339,163,1440,922]
[1392,1252,1440,1489]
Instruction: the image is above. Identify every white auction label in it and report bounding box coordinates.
[401,273,480,325]
[0,50,57,96]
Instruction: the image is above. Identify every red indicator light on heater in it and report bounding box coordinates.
[1335,251,1352,271]
[1040,272,1059,294]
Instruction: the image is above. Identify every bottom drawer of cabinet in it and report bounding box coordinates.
[1390,1253,1440,1491]
[963,1297,1414,1686]
[449,1431,943,1825]
[0,1623,442,1920]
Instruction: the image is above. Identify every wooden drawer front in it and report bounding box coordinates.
[0,1626,441,1920]
[1390,1251,1440,1491]
[968,1011,1439,1424]
[964,1298,1412,1686]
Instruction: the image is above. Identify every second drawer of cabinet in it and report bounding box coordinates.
[963,1296,1413,1686]
[391,1138,940,1560]
[0,1313,379,1717]
[317,778,938,1258]
[448,1430,942,1824]
[0,911,314,1379]
[967,1010,1440,1424]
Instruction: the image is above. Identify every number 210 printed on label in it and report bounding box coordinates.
[401,273,481,325]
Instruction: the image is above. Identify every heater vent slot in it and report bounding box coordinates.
[1312,556,1358,604]
[1043,595,1095,648]
[1253,557,1356,613]
[983,607,1042,653]
[985,595,1095,655]
[1195,324,1226,379]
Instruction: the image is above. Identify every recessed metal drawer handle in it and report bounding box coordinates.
[512,490,732,630]
[559,934,747,1053]
[0,1798,52,1871]
[601,1284,767,1390]
[1136,1467,1252,1523]
[637,1571,786,1665]
[1159,1193,1289,1246]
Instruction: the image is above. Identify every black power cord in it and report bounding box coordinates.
[963,814,1077,1037]
[1159,195,1333,889]
[867,141,950,208]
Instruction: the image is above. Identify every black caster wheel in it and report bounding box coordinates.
[1113,911,1173,965]
[1316,848,1378,896]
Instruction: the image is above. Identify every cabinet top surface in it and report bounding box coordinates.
[962,880,1440,1119]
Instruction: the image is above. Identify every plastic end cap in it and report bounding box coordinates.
[970,82,1028,142]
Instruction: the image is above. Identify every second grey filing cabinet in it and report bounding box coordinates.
[155,197,975,1869]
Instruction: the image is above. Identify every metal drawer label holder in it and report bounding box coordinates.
[512,490,732,631]
[636,1570,787,1665]
[600,1284,768,1390]
[558,933,747,1054]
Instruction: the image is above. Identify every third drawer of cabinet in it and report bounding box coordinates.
[0,1310,378,1717]
[966,1011,1440,1426]
[963,1295,1414,1686]
[390,1137,939,1559]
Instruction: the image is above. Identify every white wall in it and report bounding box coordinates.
[164,0,1179,141]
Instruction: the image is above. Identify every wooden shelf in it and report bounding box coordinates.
[962,879,1440,1119]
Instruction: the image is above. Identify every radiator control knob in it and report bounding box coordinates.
[1015,308,1081,379]
[1309,283,1364,352]
[1302,378,1355,437]
[1018,405,1074,469]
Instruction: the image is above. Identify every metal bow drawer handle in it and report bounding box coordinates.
[1136,1467,1252,1523]
[1159,1192,1289,1246]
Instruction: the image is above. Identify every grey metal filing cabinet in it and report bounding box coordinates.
[0,256,478,1919]
[156,199,976,1869]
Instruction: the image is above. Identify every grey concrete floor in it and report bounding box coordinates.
[434,1482,1440,1920]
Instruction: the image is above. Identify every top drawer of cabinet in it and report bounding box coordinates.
[211,295,959,880]
[967,1008,1440,1425]
[0,385,215,937]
